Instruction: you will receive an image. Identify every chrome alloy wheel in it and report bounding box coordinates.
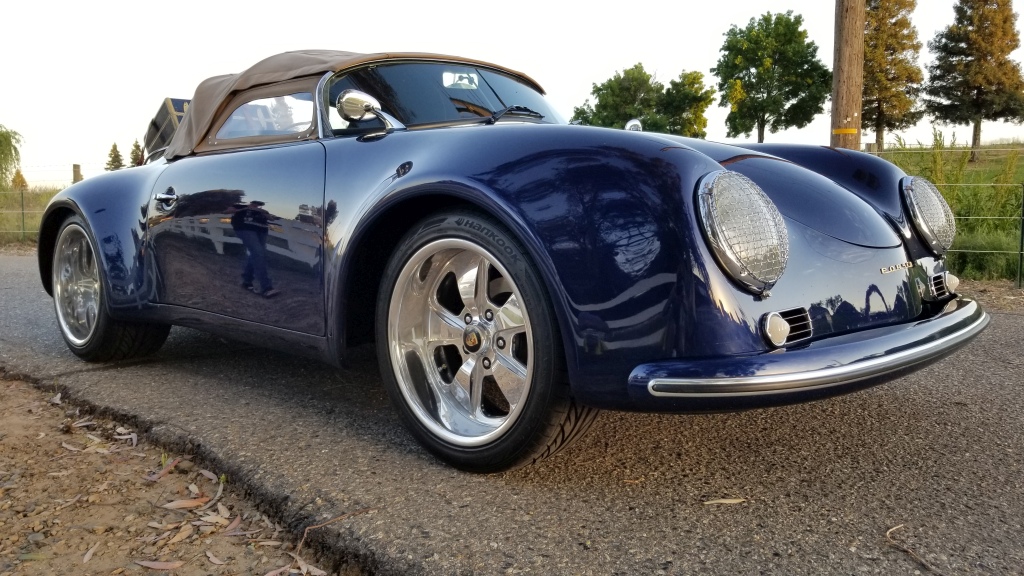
[387,238,533,447]
[53,223,101,347]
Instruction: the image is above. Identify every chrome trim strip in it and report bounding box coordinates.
[315,71,335,140]
[647,313,988,397]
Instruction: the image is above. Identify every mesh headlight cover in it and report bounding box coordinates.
[697,171,789,294]
[901,177,956,255]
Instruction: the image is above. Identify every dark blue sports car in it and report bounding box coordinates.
[38,50,989,472]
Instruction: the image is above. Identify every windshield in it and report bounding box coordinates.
[326,62,564,132]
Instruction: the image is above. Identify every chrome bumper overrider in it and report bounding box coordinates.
[634,298,989,400]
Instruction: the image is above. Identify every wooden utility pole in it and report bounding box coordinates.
[830,0,866,149]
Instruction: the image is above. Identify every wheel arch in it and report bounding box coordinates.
[38,201,80,296]
[332,187,580,378]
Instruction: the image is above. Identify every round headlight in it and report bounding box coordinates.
[901,176,956,256]
[697,171,789,295]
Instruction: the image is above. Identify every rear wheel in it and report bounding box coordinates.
[52,215,170,361]
[377,211,599,472]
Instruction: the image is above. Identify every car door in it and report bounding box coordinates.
[147,82,327,335]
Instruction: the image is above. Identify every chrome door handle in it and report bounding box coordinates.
[155,187,177,205]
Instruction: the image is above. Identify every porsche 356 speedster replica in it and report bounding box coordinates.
[38,50,989,472]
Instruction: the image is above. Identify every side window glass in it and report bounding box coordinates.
[216,93,314,139]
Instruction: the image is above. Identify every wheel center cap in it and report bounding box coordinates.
[463,327,483,353]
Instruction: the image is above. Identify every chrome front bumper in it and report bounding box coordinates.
[626,297,989,412]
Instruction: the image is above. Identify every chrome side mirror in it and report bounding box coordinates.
[624,119,643,131]
[335,89,405,137]
[337,90,381,122]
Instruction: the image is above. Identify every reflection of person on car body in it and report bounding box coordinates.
[229,201,279,298]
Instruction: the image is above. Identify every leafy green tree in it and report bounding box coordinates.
[129,139,144,167]
[863,0,925,150]
[105,143,124,171]
[711,11,832,142]
[11,169,28,191]
[571,64,666,131]
[0,124,23,187]
[660,71,716,138]
[925,0,1024,156]
[570,64,714,137]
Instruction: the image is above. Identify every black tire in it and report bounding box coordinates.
[376,210,599,472]
[51,214,170,362]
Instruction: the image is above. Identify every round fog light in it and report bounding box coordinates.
[762,312,791,348]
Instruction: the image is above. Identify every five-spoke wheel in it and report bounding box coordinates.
[377,211,598,472]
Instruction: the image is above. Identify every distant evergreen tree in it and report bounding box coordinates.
[11,169,28,191]
[129,139,144,167]
[105,143,125,171]
[925,0,1024,156]
[863,0,925,150]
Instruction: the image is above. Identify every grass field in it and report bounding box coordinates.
[0,186,60,245]
[876,132,1023,280]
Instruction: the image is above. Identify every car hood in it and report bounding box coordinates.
[674,139,902,249]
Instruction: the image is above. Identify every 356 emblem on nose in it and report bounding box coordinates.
[880,261,914,274]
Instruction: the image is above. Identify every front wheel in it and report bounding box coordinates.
[52,215,170,362]
[377,211,598,472]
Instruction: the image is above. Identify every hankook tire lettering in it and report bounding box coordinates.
[455,217,519,263]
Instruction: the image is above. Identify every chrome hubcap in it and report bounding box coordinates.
[53,224,100,347]
[388,239,532,447]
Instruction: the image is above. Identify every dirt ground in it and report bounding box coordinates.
[0,381,343,576]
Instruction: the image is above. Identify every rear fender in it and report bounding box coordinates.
[38,165,166,313]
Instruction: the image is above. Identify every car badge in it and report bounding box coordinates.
[880,261,914,274]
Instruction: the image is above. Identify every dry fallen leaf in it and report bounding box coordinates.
[288,552,327,575]
[199,469,219,482]
[218,503,231,518]
[136,560,185,570]
[161,497,210,510]
[144,457,181,482]
[703,498,747,505]
[83,541,100,564]
[255,540,282,547]
[61,442,81,452]
[206,550,226,565]
[49,392,62,405]
[167,523,194,545]
[188,483,200,496]
[224,515,242,533]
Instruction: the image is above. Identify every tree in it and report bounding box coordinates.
[105,143,124,171]
[129,139,144,167]
[0,124,22,187]
[570,64,714,137]
[659,71,716,138]
[863,0,924,150]
[925,0,1024,156]
[711,11,832,142]
[11,169,28,191]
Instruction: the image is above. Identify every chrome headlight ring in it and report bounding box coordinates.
[697,170,789,295]
[901,176,956,256]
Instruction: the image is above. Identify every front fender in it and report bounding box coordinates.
[38,165,167,313]
[323,125,728,403]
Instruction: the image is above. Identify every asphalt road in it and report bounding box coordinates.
[2,253,1022,575]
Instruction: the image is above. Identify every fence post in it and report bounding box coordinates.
[20,188,26,241]
[1019,183,1024,289]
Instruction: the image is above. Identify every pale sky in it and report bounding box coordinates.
[3,0,1023,187]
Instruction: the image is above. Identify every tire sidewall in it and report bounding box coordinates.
[376,210,564,471]
[52,213,114,358]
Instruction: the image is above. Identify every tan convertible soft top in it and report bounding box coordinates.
[164,50,543,160]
